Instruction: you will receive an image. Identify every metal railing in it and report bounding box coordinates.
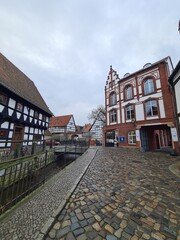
[0,139,89,215]
[0,140,46,163]
[0,150,54,215]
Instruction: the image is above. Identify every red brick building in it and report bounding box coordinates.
[103,57,179,153]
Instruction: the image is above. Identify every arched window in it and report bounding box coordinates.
[125,85,133,100]
[109,92,117,106]
[145,100,158,117]
[125,105,135,120]
[143,79,154,95]
[128,131,136,144]
[109,109,117,123]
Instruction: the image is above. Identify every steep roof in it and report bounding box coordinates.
[83,124,92,132]
[0,53,53,116]
[49,115,74,127]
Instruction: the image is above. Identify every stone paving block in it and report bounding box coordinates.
[32,147,180,240]
[56,226,71,238]
[73,227,85,237]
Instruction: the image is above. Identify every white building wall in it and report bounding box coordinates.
[135,104,145,121]
[175,80,180,115]
[8,98,16,108]
[156,79,161,89]
[159,99,165,118]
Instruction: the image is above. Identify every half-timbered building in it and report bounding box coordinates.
[169,60,180,153]
[49,115,76,139]
[0,53,53,152]
[103,57,179,153]
[89,112,105,145]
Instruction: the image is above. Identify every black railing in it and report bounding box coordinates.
[0,139,89,215]
[0,150,54,215]
[0,140,46,163]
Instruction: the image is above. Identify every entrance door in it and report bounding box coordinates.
[141,127,149,151]
[11,126,24,151]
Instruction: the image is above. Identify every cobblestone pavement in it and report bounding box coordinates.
[0,148,97,240]
[45,147,180,240]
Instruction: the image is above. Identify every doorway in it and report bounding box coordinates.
[11,126,24,151]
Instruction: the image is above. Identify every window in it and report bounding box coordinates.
[0,130,8,138]
[16,102,23,112]
[144,79,154,95]
[126,105,135,120]
[145,100,158,117]
[109,92,117,106]
[0,93,7,105]
[34,111,39,119]
[33,134,41,141]
[128,131,136,144]
[125,85,133,100]
[110,109,117,123]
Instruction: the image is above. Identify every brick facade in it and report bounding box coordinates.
[103,57,179,153]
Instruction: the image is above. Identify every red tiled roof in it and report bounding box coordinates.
[49,115,73,127]
[0,53,53,115]
[83,124,92,132]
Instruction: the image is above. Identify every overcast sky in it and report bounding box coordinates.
[0,0,179,125]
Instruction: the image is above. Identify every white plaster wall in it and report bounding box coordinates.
[121,92,123,99]
[156,79,161,89]
[24,115,27,121]
[30,128,34,134]
[107,112,109,125]
[1,121,9,128]
[122,109,125,123]
[0,105,5,112]
[121,99,138,107]
[8,131,13,138]
[30,109,34,116]
[8,109,13,116]
[8,98,16,108]
[146,116,159,120]
[140,92,162,102]
[135,104,144,121]
[10,123,14,129]
[107,98,109,105]
[175,80,180,114]
[0,142,5,147]
[24,106,28,114]
[16,112,21,119]
[159,99,165,118]
[24,134,28,140]
[29,135,33,140]
[117,109,120,123]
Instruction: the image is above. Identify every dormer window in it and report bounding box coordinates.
[144,79,155,95]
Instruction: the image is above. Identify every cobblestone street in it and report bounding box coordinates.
[45,147,180,240]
